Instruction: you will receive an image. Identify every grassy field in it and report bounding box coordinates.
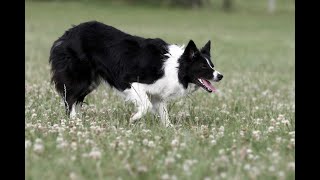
[25,1,295,180]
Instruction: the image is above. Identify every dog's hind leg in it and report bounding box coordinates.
[123,83,152,124]
[70,103,79,119]
[150,97,173,127]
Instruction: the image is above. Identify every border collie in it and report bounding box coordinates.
[49,21,223,127]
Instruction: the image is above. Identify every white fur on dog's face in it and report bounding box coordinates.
[213,70,222,82]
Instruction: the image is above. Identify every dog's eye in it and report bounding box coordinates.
[201,65,207,69]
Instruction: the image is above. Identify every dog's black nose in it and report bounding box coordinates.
[217,74,223,80]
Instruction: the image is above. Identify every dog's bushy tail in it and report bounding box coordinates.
[49,32,100,115]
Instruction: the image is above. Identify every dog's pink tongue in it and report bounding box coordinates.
[202,79,216,92]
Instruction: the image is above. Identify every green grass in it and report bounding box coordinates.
[26,1,295,180]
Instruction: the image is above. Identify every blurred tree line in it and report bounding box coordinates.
[26,0,235,11]
[27,0,294,13]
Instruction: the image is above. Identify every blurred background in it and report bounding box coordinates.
[25,0,294,84]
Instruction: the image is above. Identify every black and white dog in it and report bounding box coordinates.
[49,21,223,127]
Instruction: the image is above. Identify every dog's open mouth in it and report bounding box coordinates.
[195,78,216,93]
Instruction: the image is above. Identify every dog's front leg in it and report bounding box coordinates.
[151,99,173,127]
[130,99,152,124]
[124,83,152,124]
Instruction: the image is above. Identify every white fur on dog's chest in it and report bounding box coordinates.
[136,81,187,100]
[140,44,188,100]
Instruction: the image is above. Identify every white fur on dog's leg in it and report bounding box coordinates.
[129,103,152,124]
[151,100,173,127]
[70,104,77,119]
[124,83,152,124]
[70,103,82,119]
[130,112,142,124]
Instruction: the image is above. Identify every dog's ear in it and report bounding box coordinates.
[183,40,199,60]
[200,40,211,55]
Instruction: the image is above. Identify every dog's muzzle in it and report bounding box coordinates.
[213,71,223,82]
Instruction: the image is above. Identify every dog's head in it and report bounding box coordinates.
[179,40,223,93]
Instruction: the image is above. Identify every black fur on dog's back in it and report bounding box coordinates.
[49,21,169,114]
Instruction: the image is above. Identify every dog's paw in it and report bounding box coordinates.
[164,122,174,128]
[70,113,77,120]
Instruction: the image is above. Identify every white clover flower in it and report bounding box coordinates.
[171,175,177,180]
[289,131,295,136]
[56,136,63,143]
[125,130,132,137]
[268,166,276,172]
[239,130,245,137]
[142,129,151,134]
[69,172,77,180]
[35,138,42,144]
[268,126,275,133]
[219,126,225,132]
[277,114,285,121]
[31,113,37,118]
[110,143,116,149]
[244,164,251,170]
[148,141,155,148]
[210,139,217,145]
[176,154,181,159]
[201,125,208,131]
[118,141,125,148]
[254,118,262,125]
[57,141,68,149]
[220,172,227,179]
[77,131,82,137]
[271,152,279,158]
[270,118,276,125]
[82,153,89,158]
[142,139,149,146]
[164,157,175,166]
[71,156,76,161]
[290,138,295,146]
[217,131,224,138]
[161,174,170,180]
[171,139,179,148]
[252,130,261,140]
[33,143,44,153]
[85,139,93,145]
[276,137,282,143]
[182,163,190,175]
[137,165,148,173]
[248,154,254,160]
[155,136,161,141]
[71,142,77,151]
[281,119,290,125]
[287,162,295,171]
[88,147,101,160]
[25,140,32,149]
[211,127,217,134]
[204,177,212,180]
[58,127,65,133]
[128,140,134,146]
[277,171,285,178]
[218,149,225,155]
